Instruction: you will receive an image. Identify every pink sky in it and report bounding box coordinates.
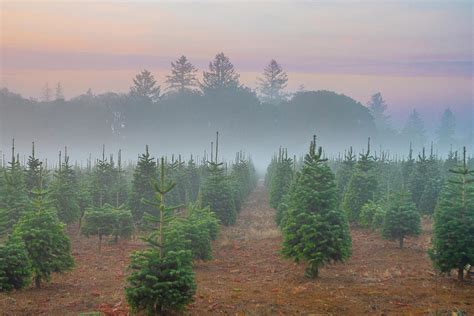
[1,1,472,125]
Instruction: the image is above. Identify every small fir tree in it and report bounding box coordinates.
[50,151,81,224]
[430,147,474,281]
[82,204,133,251]
[25,142,43,197]
[13,182,74,288]
[342,139,378,223]
[269,148,293,210]
[382,190,421,248]
[282,136,352,278]
[126,157,195,314]
[129,146,157,224]
[199,133,236,225]
[335,147,356,202]
[0,140,29,235]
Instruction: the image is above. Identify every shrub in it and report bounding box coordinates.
[0,236,32,292]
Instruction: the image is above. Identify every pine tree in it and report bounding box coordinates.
[82,204,133,251]
[114,149,128,207]
[269,148,293,212]
[126,157,195,314]
[185,156,200,203]
[430,147,474,281]
[129,69,161,102]
[91,148,117,208]
[401,143,415,187]
[13,183,74,288]
[25,142,43,197]
[382,190,421,248]
[199,133,236,225]
[165,55,198,93]
[257,59,288,104]
[408,147,439,212]
[129,146,157,224]
[282,136,351,278]
[418,146,443,215]
[50,151,81,224]
[0,140,29,235]
[200,53,240,93]
[342,139,378,223]
[335,147,356,202]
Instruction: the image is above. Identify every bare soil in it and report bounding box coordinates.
[1,182,473,315]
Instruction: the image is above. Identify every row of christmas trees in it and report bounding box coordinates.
[266,137,473,280]
[0,134,257,314]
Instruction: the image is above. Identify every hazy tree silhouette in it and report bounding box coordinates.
[436,108,456,151]
[200,53,240,93]
[130,70,161,102]
[257,59,288,104]
[368,93,391,132]
[402,109,426,148]
[55,82,64,101]
[165,56,198,93]
[42,83,52,102]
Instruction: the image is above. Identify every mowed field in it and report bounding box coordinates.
[1,184,473,315]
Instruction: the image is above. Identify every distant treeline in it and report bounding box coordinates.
[0,53,469,159]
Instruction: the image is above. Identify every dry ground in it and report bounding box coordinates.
[1,182,473,315]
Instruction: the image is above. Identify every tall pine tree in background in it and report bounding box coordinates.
[257,59,288,104]
[200,53,240,93]
[129,69,161,102]
[368,92,392,135]
[430,147,474,281]
[165,55,198,93]
[282,136,351,278]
